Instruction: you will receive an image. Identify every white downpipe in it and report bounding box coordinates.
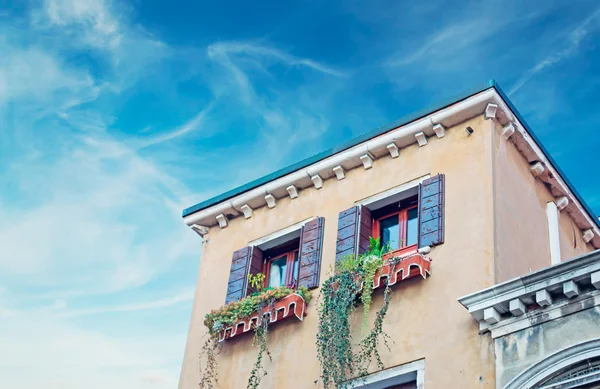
[546,201,561,265]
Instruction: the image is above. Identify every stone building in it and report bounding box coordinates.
[178,80,600,389]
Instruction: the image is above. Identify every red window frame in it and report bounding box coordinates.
[263,249,299,288]
[372,205,418,260]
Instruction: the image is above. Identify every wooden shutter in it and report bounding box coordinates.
[336,205,372,262]
[225,247,251,304]
[418,174,445,247]
[298,217,325,289]
[225,246,263,304]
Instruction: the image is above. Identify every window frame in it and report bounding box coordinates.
[373,204,419,260]
[263,248,300,289]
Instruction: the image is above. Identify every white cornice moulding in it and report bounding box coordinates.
[333,165,345,180]
[530,162,546,177]
[191,224,209,236]
[359,154,373,169]
[432,124,445,138]
[415,131,427,146]
[556,196,569,211]
[458,250,600,338]
[240,204,253,219]
[484,103,498,120]
[181,88,600,248]
[286,185,299,199]
[386,143,399,158]
[265,194,276,208]
[502,123,515,140]
[311,174,323,189]
[215,214,228,228]
[583,229,595,243]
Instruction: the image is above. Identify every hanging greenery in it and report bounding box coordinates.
[316,237,394,388]
[247,301,272,389]
[199,275,312,389]
[316,268,362,388]
[199,335,221,389]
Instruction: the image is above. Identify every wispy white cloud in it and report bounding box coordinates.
[42,0,123,50]
[58,290,194,317]
[509,7,600,95]
[208,41,348,78]
[135,102,215,149]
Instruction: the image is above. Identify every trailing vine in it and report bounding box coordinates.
[199,335,221,389]
[199,275,312,389]
[247,302,273,389]
[358,284,393,374]
[316,269,362,388]
[316,237,394,388]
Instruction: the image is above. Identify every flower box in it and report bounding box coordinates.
[372,251,432,290]
[218,293,307,342]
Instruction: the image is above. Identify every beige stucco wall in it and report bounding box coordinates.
[490,120,593,283]
[179,114,498,389]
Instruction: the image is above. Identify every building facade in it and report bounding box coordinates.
[178,81,600,389]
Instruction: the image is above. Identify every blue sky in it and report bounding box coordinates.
[1,1,599,388]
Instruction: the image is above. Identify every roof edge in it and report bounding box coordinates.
[182,81,495,217]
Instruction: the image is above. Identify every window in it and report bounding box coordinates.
[372,196,419,254]
[343,359,424,388]
[263,238,300,288]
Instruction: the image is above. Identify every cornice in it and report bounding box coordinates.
[458,250,600,338]
[182,88,600,249]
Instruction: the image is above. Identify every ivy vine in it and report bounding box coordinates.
[247,301,273,389]
[199,335,221,389]
[316,237,394,388]
[316,269,361,388]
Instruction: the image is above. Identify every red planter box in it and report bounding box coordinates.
[372,252,432,290]
[218,293,307,342]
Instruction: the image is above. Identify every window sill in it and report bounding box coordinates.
[218,293,307,342]
[372,251,432,290]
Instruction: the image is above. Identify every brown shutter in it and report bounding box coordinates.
[357,206,372,254]
[298,217,325,289]
[336,205,372,262]
[418,174,445,247]
[225,247,251,304]
[225,246,263,304]
[245,247,263,296]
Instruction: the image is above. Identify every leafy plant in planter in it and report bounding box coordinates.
[199,273,312,389]
[316,237,394,388]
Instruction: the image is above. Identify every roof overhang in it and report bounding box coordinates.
[181,81,600,247]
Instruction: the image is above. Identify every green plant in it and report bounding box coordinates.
[358,284,393,374]
[200,285,313,388]
[247,298,274,389]
[360,237,390,336]
[248,272,266,292]
[199,335,221,389]
[316,269,361,388]
[316,236,394,388]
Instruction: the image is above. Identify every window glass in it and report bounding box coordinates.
[406,208,419,247]
[292,251,299,284]
[268,255,287,288]
[380,215,400,250]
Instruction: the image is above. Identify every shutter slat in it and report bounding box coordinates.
[335,205,372,262]
[336,206,359,262]
[358,206,372,254]
[225,247,253,304]
[298,217,325,289]
[418,174,445,247]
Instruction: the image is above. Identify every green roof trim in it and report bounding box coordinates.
[182,80,599,231]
